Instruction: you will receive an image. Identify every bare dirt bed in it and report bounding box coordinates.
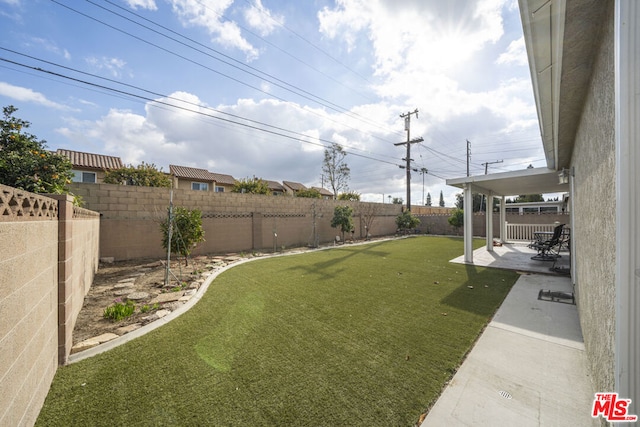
[72,255,239,347]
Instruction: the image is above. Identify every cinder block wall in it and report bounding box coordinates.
[49,195,101,364]
[0,186,59,427]
[570,0,616,396]
[0,185,100,425]
[70,183,403,260]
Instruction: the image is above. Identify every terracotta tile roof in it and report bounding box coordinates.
[283,181,307,191]
[312,187,334,197]
[56,149,123,170]
[210,172,236,185]
[170,165,236,185]
[265,180,285,191]
[169,165,214,181]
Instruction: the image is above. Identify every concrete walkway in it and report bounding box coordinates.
[423,247,597,426]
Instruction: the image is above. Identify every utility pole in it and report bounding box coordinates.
[467,139,471,177]
[420,167,428,206]
[395,109,423,211]
[479,159,503,211]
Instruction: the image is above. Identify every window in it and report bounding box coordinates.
[506,207,520,214]
[72,170,97,183]
[215,186,225,193]
[523,207,539,214]
[540,206,559,213]
[191,182,208,191]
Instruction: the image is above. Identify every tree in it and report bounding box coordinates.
[160,206,205,266]
[330,205,353,241]
[439,190,445,207]
[359,202,381,239]
[337,191,360,201]
[0,105,73,194]
[232,177,270,195]
[455,192,483,212]
[515,194,544,203]
[392,197,403,204]
[425,192,432,206]
[296,188,321,198]
[395,210,420,232]
[104,162,171,187]
[322,143,350,199]
[448,208,464,228]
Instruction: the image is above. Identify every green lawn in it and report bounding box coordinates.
[37,236,518,426]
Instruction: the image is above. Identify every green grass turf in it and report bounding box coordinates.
[36,236,518,426]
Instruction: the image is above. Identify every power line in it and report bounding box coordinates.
[51,0,403,144]
[0,53,404,169]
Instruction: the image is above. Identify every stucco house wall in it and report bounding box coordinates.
[570,0,616,395]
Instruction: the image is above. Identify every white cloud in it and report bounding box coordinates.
[0,82,69,110]
[28,37,71,60]
[85,56,128,78]
[243,0,284,37]
[124,0,158,10]
[168,0,259,60]
[496,36,527,66]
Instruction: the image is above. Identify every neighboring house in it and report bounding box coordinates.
[209,172,236,193]
[169,165,214,191]
[504,200,567,215]
[56,149,123,184]
[169,165,236,192]
[447,0,638,412]
[265,180,286,196]
[282,181,307,196]
[312,187,334,200]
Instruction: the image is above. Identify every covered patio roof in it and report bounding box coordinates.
[446,167,569,197]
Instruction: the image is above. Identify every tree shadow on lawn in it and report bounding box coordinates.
[440,263,519,317]
[285,241,393,281]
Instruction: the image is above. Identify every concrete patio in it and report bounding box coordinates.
[422,243,598,426]
[450,241,571,275]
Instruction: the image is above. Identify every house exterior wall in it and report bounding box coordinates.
[570,0,616,396]
[70,183,403,260]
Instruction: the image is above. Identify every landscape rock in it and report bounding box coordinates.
[127,291,150,300]
[149,291,184,304]
[155,309,170,319]
[114,288,135,296]
[117,277,136,283]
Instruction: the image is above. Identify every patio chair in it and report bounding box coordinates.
[530,224,565,261]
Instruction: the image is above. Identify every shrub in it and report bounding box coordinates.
[103,300,136,322]
[396,210,420,232]
[160,206,205,266]
[448,208,464,228]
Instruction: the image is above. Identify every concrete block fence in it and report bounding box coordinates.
[0,184,99,427]
[70,183,403,260]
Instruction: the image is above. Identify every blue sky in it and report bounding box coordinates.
[0,0,546,205]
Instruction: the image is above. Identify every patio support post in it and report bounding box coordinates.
[486,193,494,252]
[500,196,507,243]
[463,183,473,263]
[615,0,639,416]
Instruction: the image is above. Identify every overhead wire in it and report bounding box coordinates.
[0,53,404,168]
[53,0,405,144]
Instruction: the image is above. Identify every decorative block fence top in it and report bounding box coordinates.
[0,184,58,221]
